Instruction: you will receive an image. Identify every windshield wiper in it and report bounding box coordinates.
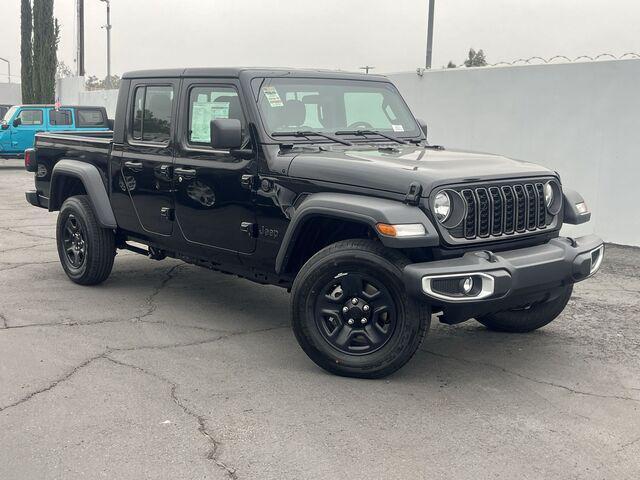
[334,129,408,145]
[271,131,353,146]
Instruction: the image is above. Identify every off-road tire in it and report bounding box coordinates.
[476,285,573,333]
[56,195,115,285]
[291,239,430,378]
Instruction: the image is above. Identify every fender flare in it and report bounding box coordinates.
[49,159,117,229]
[562,188,591,225]
[275,192,439,274]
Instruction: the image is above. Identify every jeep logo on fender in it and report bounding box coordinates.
[259,225,279,240]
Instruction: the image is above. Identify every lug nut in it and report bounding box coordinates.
[363,305,370,312]
[342,306,349,313]
[347,318,355,325]
[351,298,358,305]
[360,318,367,324]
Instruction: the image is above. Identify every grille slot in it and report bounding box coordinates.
[446,180,555,242]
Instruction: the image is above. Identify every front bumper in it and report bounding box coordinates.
[403,235,604,323]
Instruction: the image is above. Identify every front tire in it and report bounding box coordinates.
[56,195,115,285]
[476,285,573,333]
[291,239,430,378]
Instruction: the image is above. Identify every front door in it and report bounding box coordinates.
[118,80,178,237]
[10,108,44,153]
[173,82,256,253]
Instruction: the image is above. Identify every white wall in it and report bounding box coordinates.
[0,83,22,105]
[389,60,640,247]
[56,77,118,117]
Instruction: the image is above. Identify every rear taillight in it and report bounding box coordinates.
[24,148,37,172]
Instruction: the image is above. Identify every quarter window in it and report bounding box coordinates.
[49,109,73,126]
[17,109,43,126]
[131,85,173,143]
[77,108,106,127]
[188,86,246,145]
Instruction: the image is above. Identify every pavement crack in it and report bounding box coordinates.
[616,435,640,453]
[0,352,107,415]
[0,242,50,254]
[131,264,183,323]
[104,356,238,478]
[0,260,58,272]
[420,349,640,403]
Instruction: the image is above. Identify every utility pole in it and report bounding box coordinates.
[359,66,375,74]
[425,0,435,69]
[100,0,112,88]
[77,0,85,76]
[0,57,10,83]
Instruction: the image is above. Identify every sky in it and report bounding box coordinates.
[1,0,639,81]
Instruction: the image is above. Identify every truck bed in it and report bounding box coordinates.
[33,131,114,203]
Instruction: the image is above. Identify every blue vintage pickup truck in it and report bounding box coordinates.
[0,105,110,156]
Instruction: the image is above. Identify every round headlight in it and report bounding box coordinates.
[544,182,554,208]
[434,191,451,222]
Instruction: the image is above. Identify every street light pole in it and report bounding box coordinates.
[0,57,10,83]
[425,0,435,69]
[100,0,112,88]
[359,66,375,74]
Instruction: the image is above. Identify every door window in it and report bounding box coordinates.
[131,85,174,143]
[16,109,43,126]
[49,109,73,126]
[187,86,246,146]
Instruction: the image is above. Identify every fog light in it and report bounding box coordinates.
[460,277,474,294]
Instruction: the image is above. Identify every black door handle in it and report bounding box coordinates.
[123,161,143,172]
[174,167,197,179]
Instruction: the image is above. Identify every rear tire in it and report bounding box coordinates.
[56,195,115,285]
[291,239,430,378]
[476,285,573,333]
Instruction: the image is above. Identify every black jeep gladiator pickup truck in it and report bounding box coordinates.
[25,68,604,378]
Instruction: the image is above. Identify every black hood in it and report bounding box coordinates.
[286,145,555,196]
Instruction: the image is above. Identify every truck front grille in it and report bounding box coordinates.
[443,179,558,243]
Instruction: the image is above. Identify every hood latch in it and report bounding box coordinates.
[404,182,422,206]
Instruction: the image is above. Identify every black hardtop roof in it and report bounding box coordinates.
[122,67,389,82]
[11,105,107,110]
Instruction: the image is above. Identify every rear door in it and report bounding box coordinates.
[172,80,257,253]
[118,79,178,237]
[10,108,44,152]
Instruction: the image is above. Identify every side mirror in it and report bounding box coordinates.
[0,123,8,130]
[416,118,428,139]
[12,117,22,128]
[210,118,242,149]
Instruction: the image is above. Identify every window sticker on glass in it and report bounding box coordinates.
[191,101,229,143]
[263,86,283,107]
[392,124,405,132]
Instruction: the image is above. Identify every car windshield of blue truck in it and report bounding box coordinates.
[252,77,421,142]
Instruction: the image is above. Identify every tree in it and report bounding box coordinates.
[85,74,121,91]
[56,60,73,80]
[32,0,59,103]
[446,61,457,69]
[20,0,34,103]
[464,48,487,68]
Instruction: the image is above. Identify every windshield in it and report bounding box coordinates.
[2,106,17,123]
[252,77,421,141]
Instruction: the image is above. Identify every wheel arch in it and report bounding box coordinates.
[275,192,439,275]
[49,160,117,229]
